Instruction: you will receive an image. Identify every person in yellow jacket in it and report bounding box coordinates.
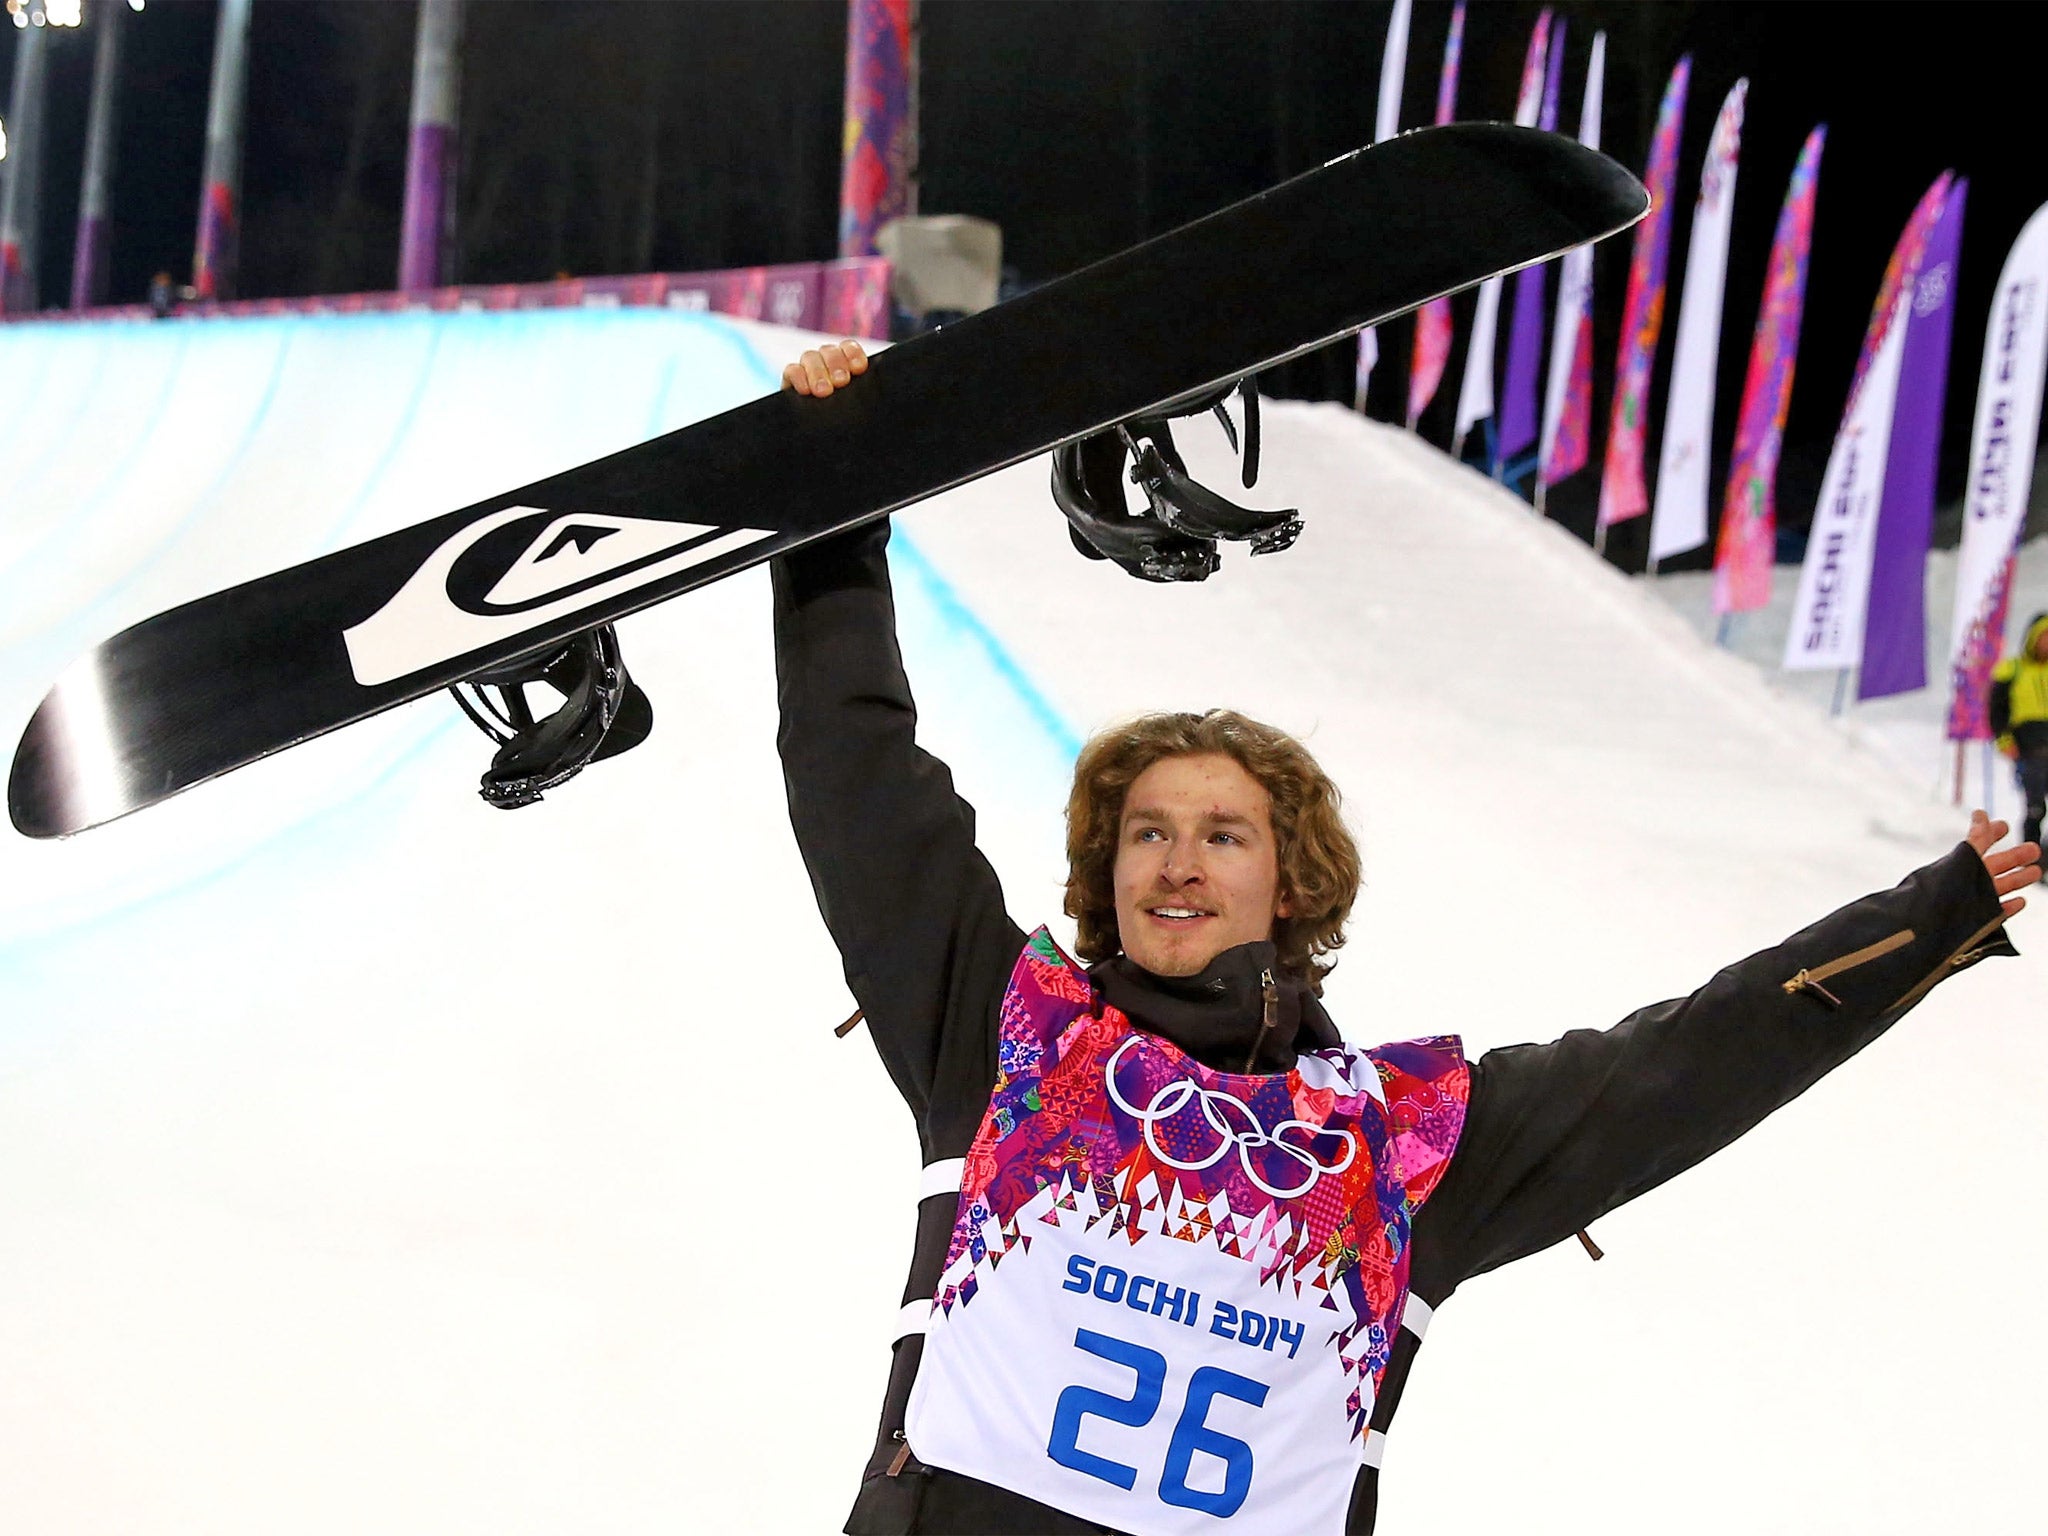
[1991,611,2048,848]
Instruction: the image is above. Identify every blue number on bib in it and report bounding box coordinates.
[1047,1329,1167,1489]
[1048,1330,1269,1512]
[1159,1365,1268,1517]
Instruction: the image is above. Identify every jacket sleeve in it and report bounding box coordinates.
[772,519,1027,1149]
[1408,841,2017,1299]
[1990,674,2013,738]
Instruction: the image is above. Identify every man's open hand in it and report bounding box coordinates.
[783,340,868,398]
[1966,809,2041,918]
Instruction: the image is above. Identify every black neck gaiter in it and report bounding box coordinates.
[1087,940,1340,1074]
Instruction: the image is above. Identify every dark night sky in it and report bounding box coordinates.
[5,2,2044,567]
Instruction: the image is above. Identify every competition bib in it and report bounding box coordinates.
[904,933,1466,1535]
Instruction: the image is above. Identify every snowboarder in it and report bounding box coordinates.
[775,341,2038,1536]
[1991,612,2048,852]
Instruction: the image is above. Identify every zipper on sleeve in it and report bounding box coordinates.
[1888,911,2010,1016]
[1782,928,1916,1009]
[886,1428,912,1477]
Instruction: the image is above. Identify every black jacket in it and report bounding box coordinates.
[772,522,2017,1536]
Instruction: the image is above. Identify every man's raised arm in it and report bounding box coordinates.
[773,343,1025,1145]
[1411,819,2035,1298]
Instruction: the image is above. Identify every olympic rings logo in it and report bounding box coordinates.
[1103,1035,1357,1200]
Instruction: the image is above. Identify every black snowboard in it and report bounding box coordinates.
[10,124,1644,838]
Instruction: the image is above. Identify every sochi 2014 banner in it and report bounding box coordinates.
[1355,0,1412,409]
[1496,18,1566,470]
[1452,8,1550,453]
[1859,180,1967,699]
[1538,31,1605,491]
[838,0,913,259]
[1648,79,1747,564]
[1596,55,1691,529]
[1946,201,2048,738]
[1406,1,1466,427]
[1713,125,1824,616]
[1783,174,1952,673]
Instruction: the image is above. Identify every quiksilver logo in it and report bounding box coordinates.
[342,506,777,688]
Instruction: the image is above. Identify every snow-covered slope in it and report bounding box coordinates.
[1,311,2041,1534]
[1653,534,2048,819]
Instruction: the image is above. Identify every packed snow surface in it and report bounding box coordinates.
[1,309,2043,1534]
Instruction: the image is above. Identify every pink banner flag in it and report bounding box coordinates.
[1596,55,1692,528]
[1404,1,1465,428]
[1713,126,1824,615]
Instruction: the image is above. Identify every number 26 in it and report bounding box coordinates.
[1047,1328,1269,1517]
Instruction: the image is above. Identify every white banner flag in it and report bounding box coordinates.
[1782,301,1909,671]
[1356,0,1411,406]
[1649,78,1747,564]
[1947,203,2048,696]
[1538,31,1604,476]
[1375,0,1410,142]
[1454,8,1548,448]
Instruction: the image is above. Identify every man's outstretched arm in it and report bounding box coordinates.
[1411,817,2036,1298]
[773,344,1026,1147]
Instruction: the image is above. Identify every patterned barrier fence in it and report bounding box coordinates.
[1,256,892,340]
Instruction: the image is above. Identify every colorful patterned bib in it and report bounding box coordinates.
[905,930,1467,1534]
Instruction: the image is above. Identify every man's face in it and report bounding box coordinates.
[1113,752,1291,977]
[2030,629,2048,663]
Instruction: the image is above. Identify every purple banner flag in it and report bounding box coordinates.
[399,0,465,293]
[1781,172,1952,673]
[1597,55,1692,528]
[1714,126,1824,616]
[838,0,914,260]
[1497,19,1566,467]
[1859,180,1966,699]
[1405,1,1465,428]
[1452,9,1552,452]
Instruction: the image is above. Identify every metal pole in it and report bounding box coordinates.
[0,19,49,314]
[398,0,462,292]
[191,0,252,301]
[71,0,126,311]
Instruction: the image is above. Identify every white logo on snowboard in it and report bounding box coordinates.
[343,506,774,687]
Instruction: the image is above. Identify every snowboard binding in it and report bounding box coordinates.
[448,624,653,809]
[1052,376,1303,582]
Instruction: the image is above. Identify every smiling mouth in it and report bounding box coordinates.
[1146,906,1215,925]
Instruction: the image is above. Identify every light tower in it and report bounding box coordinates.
[70,0,129,309]
[0,6,51,313]
[191,0,252,301]
[398,0,462,293]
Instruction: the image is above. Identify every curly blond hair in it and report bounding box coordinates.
[1063,710,1361,985]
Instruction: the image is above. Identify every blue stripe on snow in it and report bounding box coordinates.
[886,533,1081,762]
